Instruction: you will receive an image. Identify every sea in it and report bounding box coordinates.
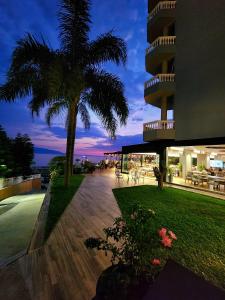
[34,153,105,167]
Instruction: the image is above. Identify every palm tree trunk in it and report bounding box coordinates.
[64,101,77,187]
[69,104,78,176]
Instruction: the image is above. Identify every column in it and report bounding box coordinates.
[158,147,167,182]
[181,150,193,179]
[161,97,167,121]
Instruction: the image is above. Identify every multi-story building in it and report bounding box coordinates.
[121,0,225,191]
[144,0,176,142]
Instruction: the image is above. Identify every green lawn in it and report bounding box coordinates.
[113,185,225,289]
[45,175,84,239]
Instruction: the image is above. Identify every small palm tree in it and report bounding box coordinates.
[0,0,128,186]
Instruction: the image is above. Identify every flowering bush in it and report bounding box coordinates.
[85,204,177,277]
[50,168,59,181]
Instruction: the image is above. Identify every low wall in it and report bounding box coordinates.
[28,183,51,252]
[0,178,41,201]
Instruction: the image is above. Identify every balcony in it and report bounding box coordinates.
[143,120,175,141]
[146,36,176,74]
[147,1,176,43]
[144,74,175,108]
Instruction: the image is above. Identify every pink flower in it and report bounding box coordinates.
[161,235,172,248]
[168,230,177,240]
[158,228,167,238]
[151,258,161,266]
[118,220,125,228]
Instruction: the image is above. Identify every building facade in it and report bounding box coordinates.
[121,0,225,191]
[144,0,225,142]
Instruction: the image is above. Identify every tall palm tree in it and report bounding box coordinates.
[0,0,128,186]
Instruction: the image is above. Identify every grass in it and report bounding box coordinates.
[113,185,225,290]
[45,175,84,239]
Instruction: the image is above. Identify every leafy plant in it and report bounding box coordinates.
[49,156,65,175]
[85,204,177,277]
[198,163,205,172]
[82,161,95,173]
[50,168,59,181]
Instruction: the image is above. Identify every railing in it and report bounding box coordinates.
[148,1,176,21]
[1,174,41,189]
[145,74,175,89]
[144,120,175,131]
[146,36,176,54]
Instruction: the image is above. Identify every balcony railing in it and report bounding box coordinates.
[146,36,176,54]
[145,74,175,89]
[148,1,176,21]
[143,120,175,131]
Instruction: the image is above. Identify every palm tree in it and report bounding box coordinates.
[0,0,128,186]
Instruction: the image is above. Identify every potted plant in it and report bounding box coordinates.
[168,167,174,183]
[178,162,182,177]
[198,163,205,172]
[85,204,177,300]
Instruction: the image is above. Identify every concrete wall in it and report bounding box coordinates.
[0,179,41,201]
[175,0,225,140]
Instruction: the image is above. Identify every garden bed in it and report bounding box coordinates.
[45,175,84,239]
[113,185,225,290]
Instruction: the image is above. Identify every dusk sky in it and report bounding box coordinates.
[0,0,166,163]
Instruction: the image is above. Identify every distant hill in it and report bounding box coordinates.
[34,147,65,155]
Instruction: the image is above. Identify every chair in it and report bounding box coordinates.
[139,171,145,184]
[185,172,193,183]
[191,174,201,185]
[208,180,220,190]
[115,170,124,183]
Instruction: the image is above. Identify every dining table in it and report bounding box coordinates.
[207,175,225,190]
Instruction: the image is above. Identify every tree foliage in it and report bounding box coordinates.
[0,125,34,177]
[0,0,129,186]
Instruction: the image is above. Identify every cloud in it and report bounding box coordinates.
[124,31,134,42]
[0,0,152,161]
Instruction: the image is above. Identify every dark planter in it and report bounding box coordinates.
[168,174,173,183]
[93,264,153,300]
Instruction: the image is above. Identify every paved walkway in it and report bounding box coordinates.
[0,170,224,300]
[0,171,140,300]
[0,193,45,265]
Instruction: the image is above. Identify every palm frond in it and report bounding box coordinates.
[83,68,128,137]
[0,33,57,103]
[78,102,90,129]
[11,33,53,72]
[59,0,91,64]
[88,31,127,66]
[46,100,68,126]
[81,91,117,138]
[85,68,129,123]
[0,65,37,101]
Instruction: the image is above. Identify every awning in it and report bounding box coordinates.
[122,137,225,154]
[104,151,122,155]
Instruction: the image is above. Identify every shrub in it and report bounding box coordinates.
[74,167,82,174]
[49,156,65,175]
[82,161,96,173]
[85,204,177,277]
[50,168,59,181]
